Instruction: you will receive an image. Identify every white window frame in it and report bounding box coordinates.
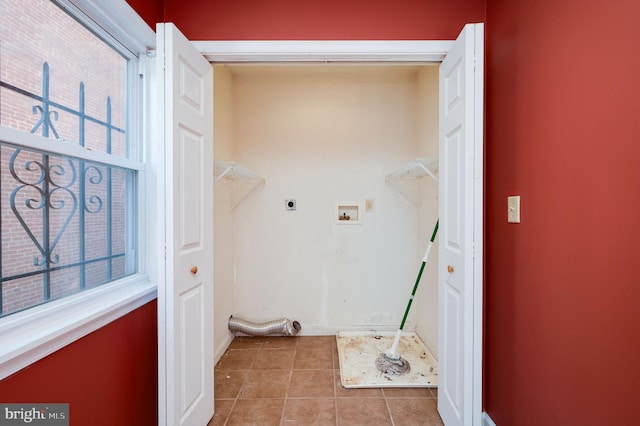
[0,0,157,380]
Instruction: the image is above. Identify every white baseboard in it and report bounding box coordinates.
[483,411,497,426]
[214,333,235,365]
[296,324,415,336]
[215,325,420,360]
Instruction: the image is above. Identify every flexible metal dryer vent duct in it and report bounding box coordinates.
[228,315,301,337]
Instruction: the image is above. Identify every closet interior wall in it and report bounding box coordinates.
[212,64,439,362]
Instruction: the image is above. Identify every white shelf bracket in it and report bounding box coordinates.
[214,161,265,209]
[385,158,438,207]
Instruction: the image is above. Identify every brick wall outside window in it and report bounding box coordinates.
[0,0,133,316]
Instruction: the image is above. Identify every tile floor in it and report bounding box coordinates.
[209,335,443,425]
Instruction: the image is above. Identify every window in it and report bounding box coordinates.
[0,0,156,378]
[0,0,136,316]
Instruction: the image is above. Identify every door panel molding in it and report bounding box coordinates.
[157,22,214,426]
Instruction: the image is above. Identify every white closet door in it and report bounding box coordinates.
[157,22,214,426]
[438,23,484,426]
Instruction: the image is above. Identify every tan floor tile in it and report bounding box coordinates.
[294,348,333,369]
[215,348,258,370]
[239,370,291,398]
[336,398,392,425]
[226,398,284,426]
[382,387,434,398]
[253,348,295,370]
[228,336,266,349]
[386,398,443,425]
[297,335,336,350]
[207,399,234,425]
[283,398,337,425]
[261,336,298,349]
[214,370,247,399]
[212,337,440,426]
[334,370,383,398]
[289,369,335,398]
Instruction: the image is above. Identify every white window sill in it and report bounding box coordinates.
[0,275,157,380]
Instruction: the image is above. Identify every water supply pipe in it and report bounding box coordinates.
[228,315,301,336]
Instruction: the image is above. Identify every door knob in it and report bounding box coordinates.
[447,265,454,273]
[191,266,198,275]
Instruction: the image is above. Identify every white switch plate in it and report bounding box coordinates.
[508,196,520,223]
[365,198,374,212]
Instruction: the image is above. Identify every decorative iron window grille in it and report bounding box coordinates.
[0,62,135,317]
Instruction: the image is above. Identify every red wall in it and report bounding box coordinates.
[0,301,158,426]
[485,0,640,424]
[19,0,639,424]
[126,0,163,29]
[163,0,485,40]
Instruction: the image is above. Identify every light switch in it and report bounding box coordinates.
[508,196,520,223]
